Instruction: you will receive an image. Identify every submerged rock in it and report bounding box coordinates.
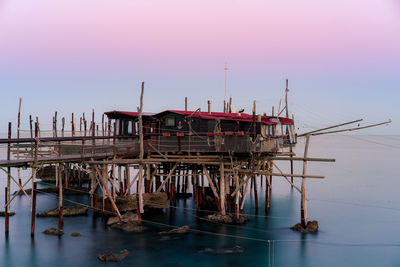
[291,220,319,233]
[207,213,247,224]
[107,211,138,225]
[199,245,246,254]
[0,211,15,216]
[98,249,129,262]
[107,212,145,232]
[43,228,64,236]
[37,165,90,183]
[71,232,81,237]
[158,225,190,235]
[37,205,88,217]
[14,186,89,196]
[115,192,168,212]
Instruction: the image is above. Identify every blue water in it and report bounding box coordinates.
[1,135,400,267]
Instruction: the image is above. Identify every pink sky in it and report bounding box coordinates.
[1,0,399,71]
[0,0,399,134]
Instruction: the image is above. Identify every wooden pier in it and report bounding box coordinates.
[7,80,384,238]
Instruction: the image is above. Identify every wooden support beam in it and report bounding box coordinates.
[219,160,226,216]
[58,164,63,230]
[31,182,37,237]
[202,164,219,201]
[301,135,311,227]
[156,163,178,193]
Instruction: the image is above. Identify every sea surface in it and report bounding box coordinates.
[1,135,400,267]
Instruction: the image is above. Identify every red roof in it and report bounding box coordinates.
[104,111,155,118]
[164,110,293,125]
[105,110,294,125]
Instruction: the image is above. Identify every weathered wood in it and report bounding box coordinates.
[301,135,311,227]
[219,160,226,215]
[202,165,219,201]
[58,164,63,230]
[311,120,391,136]
[31,182,37,237]
[156,163,178,193]
[298,119,363,137]
[137,82,145,214]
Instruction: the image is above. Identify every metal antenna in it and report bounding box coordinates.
[224,63,229,112]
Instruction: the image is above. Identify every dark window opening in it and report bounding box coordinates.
[165,118,175,127]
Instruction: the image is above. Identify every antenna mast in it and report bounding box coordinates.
[224,63,229,112]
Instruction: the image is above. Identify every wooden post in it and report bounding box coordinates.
[29,115,33,138]
[4,187,9,237]
[234,169,240,220]
[207,100,211,114]
[5,122,11,236]
[137,82,145,219]
[54,111,58,138]
[71,113,75,137]
[301,135,311,227]
[58,164,64,230]
[185,97,188,111]
[219,160,226,216]
[31,182,37,237]
[17,99,22,186]
[62,117,65,137]
[102,113,105,136]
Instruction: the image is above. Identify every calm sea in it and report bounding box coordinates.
[1,135,400,267]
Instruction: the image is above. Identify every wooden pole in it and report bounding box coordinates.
[5,122,11,236]
[54,111,58,138]
[71,113,75,137]
[30,182,37,237]
[62,117,65,137]
[301,135,311,227]
[137,82,145,217]
[219,160,226,216]
[17,99,22,186]
[298,119,363,137]
[102,113,105,136]
[29,115,33,138]
[234,169,240,220]
[185,97,188,112]
[208,100,211,114]
[58,163,63,230]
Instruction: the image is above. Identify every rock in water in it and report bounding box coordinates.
[98,249,129,262]
[107,212,145,232]
[158,225,190,235]
[43,228,64,236]
[291,220,319,233]
[107,211,138,225]
[115,192,168,212]
[37,205,88,217]
[199,245,246,254]
[71,232,81,237]
[207,213,247,224]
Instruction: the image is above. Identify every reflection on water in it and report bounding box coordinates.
[0,135,400,267]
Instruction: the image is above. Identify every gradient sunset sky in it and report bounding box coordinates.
[0,0,398,134]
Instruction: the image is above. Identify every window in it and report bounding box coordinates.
[122,120,132,135]
[165,117,175,127]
